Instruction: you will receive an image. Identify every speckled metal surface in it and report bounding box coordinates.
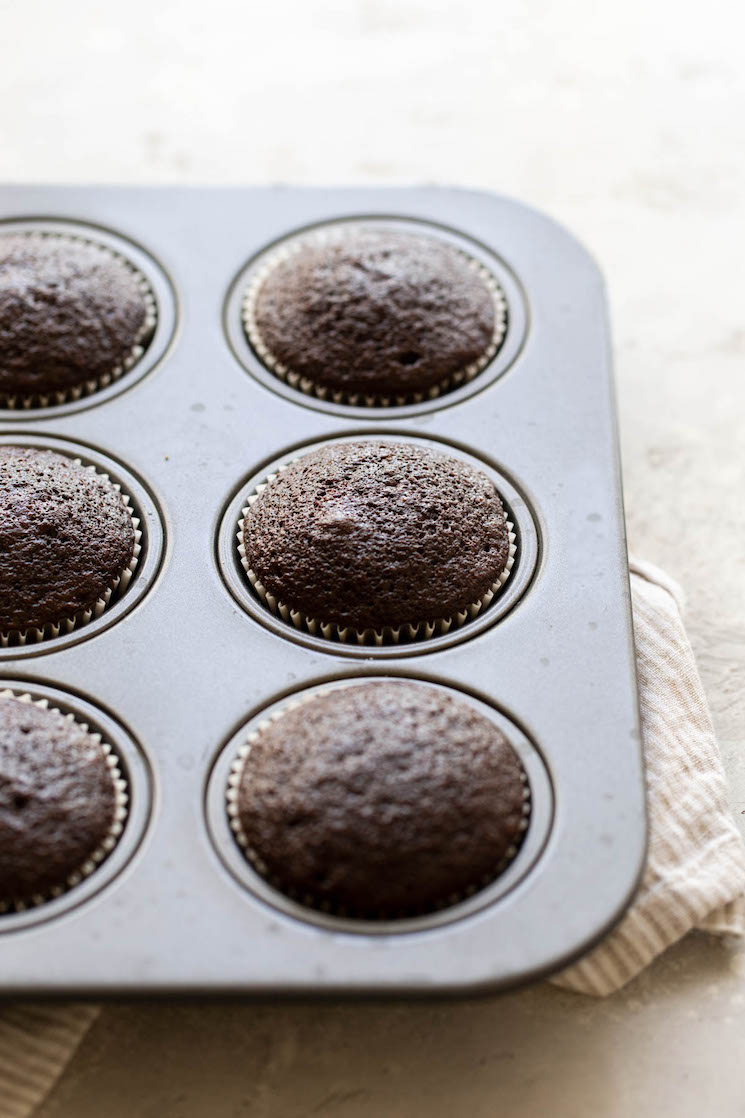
[0,184,642,996]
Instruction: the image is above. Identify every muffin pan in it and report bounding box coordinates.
[0,185,644,996]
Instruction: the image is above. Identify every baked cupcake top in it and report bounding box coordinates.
[0,233,155,402]
[0,447,136,635]
[247,227,502,399]
[242,441,511,633]
[0,695,120,905]
[233,681,528,918]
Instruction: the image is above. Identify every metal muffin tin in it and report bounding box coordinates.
[0,185,645,997]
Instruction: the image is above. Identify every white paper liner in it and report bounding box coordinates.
[0,230,158,410]
[241,227,508,407]
[226,687,532,918]
[0,689,129,914]
[236,458,517,646]
[0,458,142,648]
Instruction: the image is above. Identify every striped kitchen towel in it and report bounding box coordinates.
[552,557,745,995]
[1,558,744,1117]
[0,1004,99,1118]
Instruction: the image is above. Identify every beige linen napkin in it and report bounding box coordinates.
[0,1004,99,1118]
[2,557,744,1117]
[552,557,745,995]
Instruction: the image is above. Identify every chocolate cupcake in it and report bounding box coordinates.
[243,226,507,404]
[0,232,156,407]
[239,441,516,642]
[0,447,140,643]
[227,682,530,918]
[0,691,127,911]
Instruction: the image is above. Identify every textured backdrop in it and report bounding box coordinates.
[1,1,743,1114]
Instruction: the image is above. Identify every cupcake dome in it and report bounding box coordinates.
[242,441,512,634]
[231,681,528,918]
[0,233,155,403]
[0,694,124,907]
[245,227,504,400]
[0,447,136,636]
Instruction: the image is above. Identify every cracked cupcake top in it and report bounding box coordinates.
[242,441,511,632]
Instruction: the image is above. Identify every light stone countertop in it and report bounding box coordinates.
[1,0,744,1113]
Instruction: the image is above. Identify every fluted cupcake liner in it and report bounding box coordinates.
[241,228,508,408]
[225,687,532,920]
[0,230,157,410]
[236,459,517,647]
[0,460,142,648]
[0,689,129,914]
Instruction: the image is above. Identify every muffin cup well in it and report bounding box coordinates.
[236,459,517,647]
[225,686,532,920]
[0,230,158,410]
[241,227,508,408]
[0,689,129,914]
[0,459,142,649]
